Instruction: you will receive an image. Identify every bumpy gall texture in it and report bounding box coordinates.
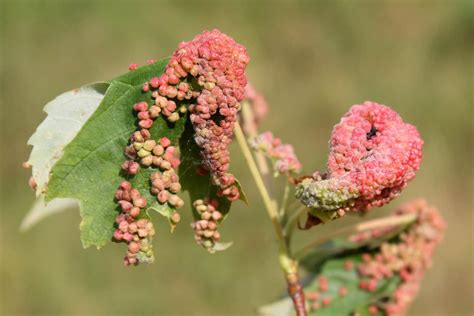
[150,166,184,209]
[166,29,249,200]
[113,29,249,264]
[304,199,444,315]
[191,198,223,253]
[297,101,423,217]
[113,181,156,266]
[355,199,445,316]
[251,131,302,176]
[131,30,249,201]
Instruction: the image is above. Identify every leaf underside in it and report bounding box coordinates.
[27,82,109,196]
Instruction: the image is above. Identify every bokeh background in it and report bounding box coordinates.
[1,0,472,315]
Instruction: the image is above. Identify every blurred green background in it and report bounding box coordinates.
[1,0,472,315]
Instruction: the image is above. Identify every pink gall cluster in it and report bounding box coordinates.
[116,87,184,266]
[150,169,184,208]
[303,199,444,315]
[153,29,249,201]
[191,198,223,253]
[354,199,445,316]
[241,83,269,135]
[113,181,155,266]
[297,101,423,217]
[251,131,302,176]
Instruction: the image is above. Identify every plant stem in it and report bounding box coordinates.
[279,181,291,219]
[293,212,417,260]
[234,121,307,316]
[241,102,271,178]
[284,205,308,239]
[234,121,286,244]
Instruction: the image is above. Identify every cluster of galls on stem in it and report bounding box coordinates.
[113,181,155,266]
[191,198,223,253]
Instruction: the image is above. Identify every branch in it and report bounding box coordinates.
[234,121,307,316]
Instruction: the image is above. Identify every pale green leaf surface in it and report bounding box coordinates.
[27,82,109,196]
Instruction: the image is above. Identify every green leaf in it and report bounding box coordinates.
[27,82,109,196]
[28,54,248,251]
[113,60,169,86]
[305,256,399,315]
[300,216,415,272]
[260,254,400,316]
[44,59,189,248]
[260,213,420,316]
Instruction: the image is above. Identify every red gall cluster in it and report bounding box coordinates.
[241,83,269,135]
[113,181,155,266]
[355,199,445,316]
[297,101,423,217]
[251,131,302,176]
[142,29,249,201]
[150,169,184,209]
[191,198,223,253]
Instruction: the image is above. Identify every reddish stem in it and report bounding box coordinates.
[286,272,307,316]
